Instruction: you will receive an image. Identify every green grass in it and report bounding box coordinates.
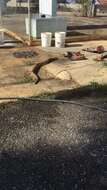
[16,72,35,84]
[89,81,103,89]
[35,92,56,99]
[23,74,34,83]
[99,60,107,67]
[23,60,35,66]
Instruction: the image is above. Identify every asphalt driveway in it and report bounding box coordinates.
[0,99,106,190]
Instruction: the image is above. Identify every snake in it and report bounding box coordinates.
[32,57,58,84]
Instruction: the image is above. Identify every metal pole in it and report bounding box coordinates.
[28,0,31,45]
[0,6,2,25]
[0,2,4,42]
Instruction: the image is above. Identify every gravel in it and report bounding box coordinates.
[0,100,106,190]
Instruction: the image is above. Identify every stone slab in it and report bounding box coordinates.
[38,40,107,86]
[39,57,107,86]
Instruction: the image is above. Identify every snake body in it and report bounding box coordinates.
[33,57,58,84]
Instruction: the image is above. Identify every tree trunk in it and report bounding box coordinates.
[81,2,88,17]
[94,5,97,17]
[81,0,97,17]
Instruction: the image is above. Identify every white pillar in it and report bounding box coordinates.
[39,0,57,17]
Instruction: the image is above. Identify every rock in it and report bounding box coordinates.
[30,72,38,83]
[56,71,72,81]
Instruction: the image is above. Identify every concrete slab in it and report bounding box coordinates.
[38,40,107,86]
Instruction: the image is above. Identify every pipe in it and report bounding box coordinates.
[0,97,106,113]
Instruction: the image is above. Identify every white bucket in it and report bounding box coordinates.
[55,32,66,48]
[41,32,52,47]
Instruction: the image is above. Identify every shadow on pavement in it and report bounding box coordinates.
[0,100,106,190]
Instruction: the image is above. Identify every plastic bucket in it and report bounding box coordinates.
[41,32,52,47]
[55,32,66,48]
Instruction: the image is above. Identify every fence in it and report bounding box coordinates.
[0,0,39,42]
[0,1,107,43]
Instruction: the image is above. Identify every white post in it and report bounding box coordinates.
[28,0,31,45]
[39,0,57,17]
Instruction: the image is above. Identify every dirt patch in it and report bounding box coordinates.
[0,40,107,99]
[0,47,56,86]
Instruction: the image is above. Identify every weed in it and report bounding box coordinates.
[90,81,102,89]
[9,71,35,84]
[35,92,56,99]
[99,60,107,67]
[22,74,34,83]
[89,81,107,95]
[23,60,35,66]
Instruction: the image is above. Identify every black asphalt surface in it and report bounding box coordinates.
[0,100,107,190]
